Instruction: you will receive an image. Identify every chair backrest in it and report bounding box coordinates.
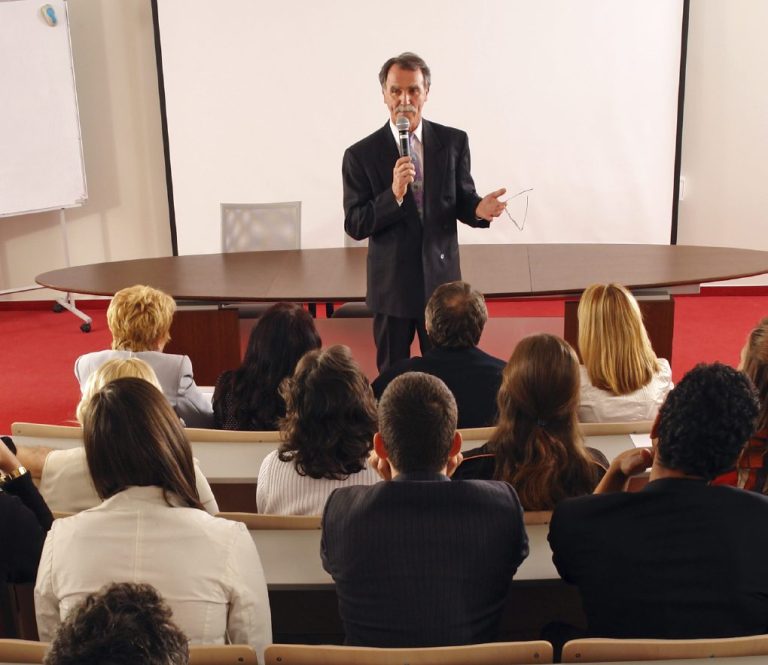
[221,201,301,252]
[218,512,321,530]
[524,511,552,526]
[184,428,282,443]
[579,421,653,436]
[0,639,48,664]
[189,644,258,665]
[11,422,81,441]
[458,426,494,450]
[264,641,553,665]
[561,635,768,662]
[10,422,281,485]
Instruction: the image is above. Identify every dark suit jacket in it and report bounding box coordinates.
[343,121,487,319]
[549,478,768,639]
[0,472,53,583]
[321,472,528,647]
[372,346,504,428]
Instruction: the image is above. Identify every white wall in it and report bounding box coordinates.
[0,0,170,301]
[677,0,768,285]
[2,1,767,300]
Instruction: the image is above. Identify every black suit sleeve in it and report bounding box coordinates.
[1,473,54,583]
[342,147,408,241]
[453,131,485,228]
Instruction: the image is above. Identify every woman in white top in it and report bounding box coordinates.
[18,358,219,514]
[257,345,379,515]
[35,377,271,661]
[577,283,673,422]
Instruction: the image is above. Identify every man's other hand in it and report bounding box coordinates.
[475,188,507,221]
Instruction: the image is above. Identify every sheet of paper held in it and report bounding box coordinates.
[630,433,653,448]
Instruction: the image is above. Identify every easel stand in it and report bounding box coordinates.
[0,209,92,332]
[52,209,92,332]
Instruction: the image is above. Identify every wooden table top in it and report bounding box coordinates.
[36,244,768,301]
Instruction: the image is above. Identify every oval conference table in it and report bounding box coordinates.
[36,244,768,303]
[37,244,768,383]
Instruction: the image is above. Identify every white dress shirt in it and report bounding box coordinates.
[35,486,271,661]
[256,449,380,515]
[38,446,219,515]
[578,358,673,423]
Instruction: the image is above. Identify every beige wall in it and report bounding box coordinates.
[3,1,767,300]
[677,0,768,285]
[0,0,170,301]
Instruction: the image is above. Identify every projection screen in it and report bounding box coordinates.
[155,0,686,255]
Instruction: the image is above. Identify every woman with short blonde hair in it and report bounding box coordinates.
[74,284,213,427]
[577,283,672,422]
[107,285,176,352]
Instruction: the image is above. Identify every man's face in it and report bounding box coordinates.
[382,65,429,132]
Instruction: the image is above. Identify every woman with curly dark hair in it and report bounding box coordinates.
[213,303,322,430]
[256,345,379,514]
[453,334,607,510]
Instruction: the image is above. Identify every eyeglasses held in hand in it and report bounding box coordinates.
[504,187,533,231]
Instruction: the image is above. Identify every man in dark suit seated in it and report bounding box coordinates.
[372,280,505,428]
[548,362,768,640]
[321,372,528,647]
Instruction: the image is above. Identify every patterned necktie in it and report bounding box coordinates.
[409,133,424,218]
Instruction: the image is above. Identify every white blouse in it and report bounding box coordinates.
[35,486,271,661]
[578,358,673,423]
[256,449,379,515]
[37,446,219,515]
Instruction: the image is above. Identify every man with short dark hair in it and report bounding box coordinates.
[322,372,528,648]
[372,281,504,428]
[44,582,189,665]
[344,52,507,372]
[548,363,768,639]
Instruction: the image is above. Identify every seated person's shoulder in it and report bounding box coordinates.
[451,444,494,480]
[372,357,423,397]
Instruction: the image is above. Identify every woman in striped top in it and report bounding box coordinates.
[256,345,379,515]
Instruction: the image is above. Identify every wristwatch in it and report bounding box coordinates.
[0,466,27,488]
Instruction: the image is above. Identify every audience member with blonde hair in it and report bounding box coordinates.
[35,378,272,660]
[453,334,607,510]
[713,317,768,492]
[577,283,672,422]
[17,358,219,514]
[74,285,213,427]
[257,345,379,515]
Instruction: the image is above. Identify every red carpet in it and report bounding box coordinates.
[1,293,767,434]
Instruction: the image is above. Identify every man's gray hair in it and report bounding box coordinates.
[425,281,488,349]
[378,52,431,89]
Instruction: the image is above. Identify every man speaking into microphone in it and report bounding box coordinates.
[343,52,507,372]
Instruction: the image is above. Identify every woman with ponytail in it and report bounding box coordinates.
[453,334,607,510]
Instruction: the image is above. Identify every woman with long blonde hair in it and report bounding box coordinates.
[577,283,672,422]
[453,334,607,510]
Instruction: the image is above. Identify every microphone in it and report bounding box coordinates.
[396,115,410,158]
